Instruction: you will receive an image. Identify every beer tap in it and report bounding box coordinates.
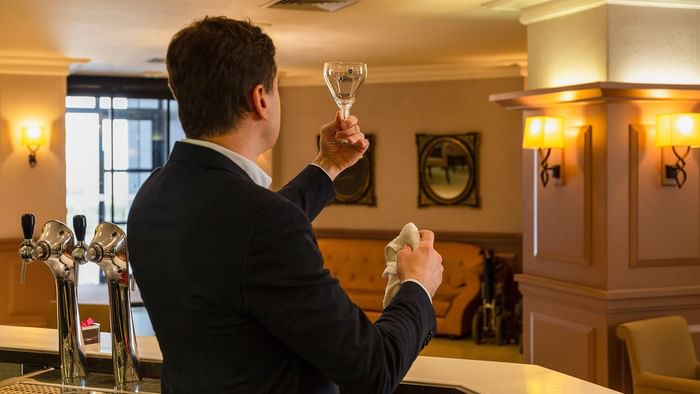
[71,215,89,267]
[77,221,141,386]
[18,215,88,383]
[18,214,36,285]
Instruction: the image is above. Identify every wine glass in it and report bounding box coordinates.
[323,62,367,144]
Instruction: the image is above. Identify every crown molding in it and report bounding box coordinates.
[483,0,700,25]
[279,63,526,87]
[0,55,90,76]
[520,0,605,24]
[482,0,550,11]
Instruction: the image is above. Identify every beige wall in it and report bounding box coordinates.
[0,74,66,238]
[276,77,524,234]
[0,74,65,326]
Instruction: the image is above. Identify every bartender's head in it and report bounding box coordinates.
[166,17,279,144]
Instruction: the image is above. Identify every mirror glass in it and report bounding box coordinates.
[416,133,479,207]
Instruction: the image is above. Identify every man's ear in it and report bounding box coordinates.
[251,84,269,120]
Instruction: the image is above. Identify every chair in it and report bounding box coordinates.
[425,145,451,183]
[616,315,700,394]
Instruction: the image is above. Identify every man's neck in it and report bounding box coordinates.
[201,122,266,162]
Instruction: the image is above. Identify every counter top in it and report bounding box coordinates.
[0,325,162,378]
[0,325,619,393]
[404,357,619,394]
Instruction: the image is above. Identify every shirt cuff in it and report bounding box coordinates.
[402,279,432,304]
[309,162,334,181]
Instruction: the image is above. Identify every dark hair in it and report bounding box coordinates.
[166,16,277,138]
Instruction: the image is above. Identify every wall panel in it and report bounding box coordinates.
[0,239,55,327]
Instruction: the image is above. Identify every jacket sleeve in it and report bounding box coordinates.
[242,198,436,394]
[276,165,335,221]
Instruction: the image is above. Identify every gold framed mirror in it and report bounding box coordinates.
[416,133,480,207]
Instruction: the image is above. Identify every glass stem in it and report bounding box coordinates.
[340,105,351,120]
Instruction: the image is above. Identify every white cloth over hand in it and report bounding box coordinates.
[382,222,420,309]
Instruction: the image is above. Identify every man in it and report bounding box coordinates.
[128,16,443,394]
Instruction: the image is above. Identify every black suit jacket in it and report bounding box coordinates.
[127,142,436,394]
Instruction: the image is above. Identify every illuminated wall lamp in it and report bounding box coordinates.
[21,126,46,168]
[523,116,565,187]
[656,113,700,189]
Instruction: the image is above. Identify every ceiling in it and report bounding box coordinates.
[0,0,527,81]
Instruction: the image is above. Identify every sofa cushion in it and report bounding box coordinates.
[432,289,464,316]
[436,241,482,289]
[319,239,387,292]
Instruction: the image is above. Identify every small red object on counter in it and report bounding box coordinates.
[80,317,95,328]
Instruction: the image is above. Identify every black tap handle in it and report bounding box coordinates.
[73,215,87,242]
[21,214,35,240]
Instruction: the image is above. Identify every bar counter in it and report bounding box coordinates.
[0,325,620,393]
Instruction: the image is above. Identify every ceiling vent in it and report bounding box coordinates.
[261,0,359,12]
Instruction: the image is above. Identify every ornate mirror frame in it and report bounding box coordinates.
[416,132,480,207]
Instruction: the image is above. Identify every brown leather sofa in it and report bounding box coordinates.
[317,237,483,337]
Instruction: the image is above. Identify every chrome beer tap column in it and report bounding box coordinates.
[79,220,141,386]
[18,214,88,383]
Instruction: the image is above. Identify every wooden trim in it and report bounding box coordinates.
[518,273,700,299]
[628,125,700,267]
[313,228,523,272]
[629,125,640,268]
[517,273,700,313]
[67,75,173,100]
[490,81,700,111]
[535,126,593,266]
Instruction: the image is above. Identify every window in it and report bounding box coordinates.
[66,77,185,284]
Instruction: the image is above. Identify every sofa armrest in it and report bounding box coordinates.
[439,272,480,337]
[636,372,700,394]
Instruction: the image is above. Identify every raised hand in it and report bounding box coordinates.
[312,111,369,180]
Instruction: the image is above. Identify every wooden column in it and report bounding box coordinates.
[492,82,700,391]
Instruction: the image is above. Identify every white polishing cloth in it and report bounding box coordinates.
[382,222,420,309]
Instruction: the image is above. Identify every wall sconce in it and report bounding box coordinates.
[21,126,46,168]
[656,113,700,189]
[523,116,565,187]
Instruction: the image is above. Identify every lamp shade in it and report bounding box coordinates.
[656,113,700,148]
[523,116,564,149]
[21,126,46,147]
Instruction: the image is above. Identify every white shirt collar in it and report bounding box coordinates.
[180,138,272,189]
